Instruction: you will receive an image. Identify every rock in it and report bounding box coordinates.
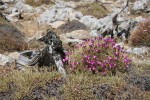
[80,15,113,33]
[145,8,150,13]
[0,0,4,5]
[0,0,7,10]
[38,4,83,24]
[14,2,34,13]
[126,47,149,56]
[116,20,137,39]
[81,0,95,3]
[1,0,14,3]
[8,52,20,60]
[0,54,14,66]
[80,16,100,30]
[135,16,145,22]
[90,30,101,37]
[132,0,150,13]
[60,30,90,40]
[59,30,89,45]
[57,20,87,33]
[49,21,65,29]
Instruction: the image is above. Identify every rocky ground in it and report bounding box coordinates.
[0,0,150,100]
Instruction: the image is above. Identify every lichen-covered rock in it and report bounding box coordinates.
[0,54,14,66]
[126,47,149,56]
[38,4,83,24]
[132,0,150,13]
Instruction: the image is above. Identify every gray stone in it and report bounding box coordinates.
[126,47,149,56]
[132,0,150,13]
[14,2,34,13]
[38,4,83,24]
[1,0,14,3]
[90,30,101,37]
[0,54,14,66]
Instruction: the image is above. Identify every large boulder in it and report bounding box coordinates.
[38,3,83,24]
[132,0,150,13]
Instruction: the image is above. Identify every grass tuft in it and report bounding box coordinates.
[75,2,109,18]
[0,67,62,99]
[129,17,150,47]
[25,0,54,7]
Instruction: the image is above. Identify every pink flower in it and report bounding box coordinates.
[102,71,106,75]
[143,30,147,32]
[107,56,112,60]
[124,58,130,64]
[84,55,88,58]
[69,68,73,71]
[93,55,97,59]
[96,50,99,52]
[114,57,118,61]
[76,62,79,65]
[63,57,68,62]
[97,61,101,65]
[98,36,102,40]
[115,52,119,56]
[89,42,93,46]
[92,67,96,70]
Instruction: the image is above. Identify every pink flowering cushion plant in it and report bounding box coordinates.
[63,37,131,75]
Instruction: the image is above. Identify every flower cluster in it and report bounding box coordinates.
[63,37,131,75]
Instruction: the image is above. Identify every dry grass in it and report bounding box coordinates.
[131,62,150,76]
[62,73,123,99]
[75,2,109,18]
[0,15,28,53]
[62,73,150,99]
[129,17,150,47]
[0,16,8,24]
[0,65,150,99]
[64,0,81,2]
[25,0,54,7]
[0,30,28,53]
[0,67,61,99]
